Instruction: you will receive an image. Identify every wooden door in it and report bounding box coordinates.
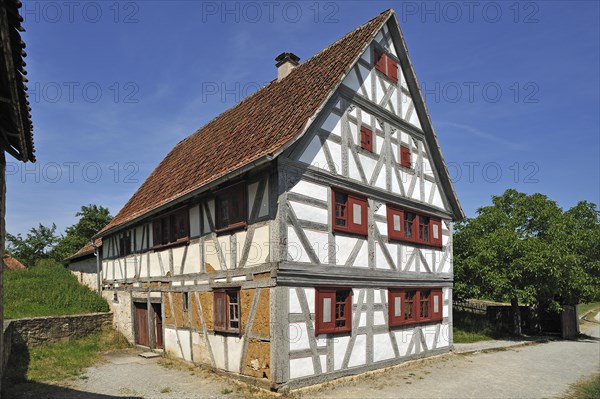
[152,303,164,349]
[134,302,149,347]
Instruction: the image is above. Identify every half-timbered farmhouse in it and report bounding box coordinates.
[93,9,463,390]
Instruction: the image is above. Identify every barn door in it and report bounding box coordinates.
[152,303,164,349]
[134,302,150,347]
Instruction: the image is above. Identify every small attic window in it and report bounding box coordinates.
[374,47,399,84]
[360,126,373,152]
[400,145,411,169]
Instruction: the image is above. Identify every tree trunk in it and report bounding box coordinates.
[511,297,522,336]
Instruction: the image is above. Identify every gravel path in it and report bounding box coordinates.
[6,323,599,399]
[308,322,600,399]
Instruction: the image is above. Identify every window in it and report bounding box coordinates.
[360,126,373,152]
[374,47,399,83]
[315,288,352,335]
[152,208,190,248]
[214,289,240,334]
[183,292,189,313]
[119,230,132,256]
[388,288,443,327]
[419,215,430,242]
[332,188,368,236]
[215,182,247,232]
[387,206,443,248]
[400,145,411,168]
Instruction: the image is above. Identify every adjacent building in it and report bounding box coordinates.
[0,0,36,389]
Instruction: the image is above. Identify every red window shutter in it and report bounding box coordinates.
[360,126,373,152]
[387,206,404,241]
[400,145,411,168]
[213,291,227,331]
[374,48,387,74]
[431,289,443,321]
[388,290,405,327]
[387,57,399,83]
[431,218,443,248]
[315,289,336,335]
[348,196,368,236]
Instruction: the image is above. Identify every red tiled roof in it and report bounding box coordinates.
[98,10,393,237]
[65,238,102,262]
[0,0,35,162]
[3,254,25,270]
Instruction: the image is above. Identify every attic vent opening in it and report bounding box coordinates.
[275,52,300,81]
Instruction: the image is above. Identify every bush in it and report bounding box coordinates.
[4,260,109,319]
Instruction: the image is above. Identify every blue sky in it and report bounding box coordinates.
[7,0,599,236]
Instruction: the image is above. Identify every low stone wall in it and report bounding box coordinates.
[2,312,113,387]
[5,312,113,347]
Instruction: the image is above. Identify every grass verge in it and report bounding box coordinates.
[577,303,600,316]
[562,373,600,399]
[578,302,600,324]
[26,329,130,383]
[452,309,509,343]
[4,261,109,319]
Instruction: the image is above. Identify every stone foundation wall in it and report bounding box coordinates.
[4,312,112,347]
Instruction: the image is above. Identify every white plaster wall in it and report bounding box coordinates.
[246,225,270,266]
[165,327,192,362]
[102,290,133,342]
[289,179,328,202]
[207,334,245,373]
[69,257,98,291]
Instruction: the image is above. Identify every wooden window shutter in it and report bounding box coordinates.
[213,291,227,331]
[387,57,399,83]
[387,206,404,242]
[400,145,411,168]
[348,195,368,236]
[388,290,404,327]
[316,289,336,335]
[360,126,373,152]
[432,289,443,321]
[374,48,387,74]
[431,218,443,248]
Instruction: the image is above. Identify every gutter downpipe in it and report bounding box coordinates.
[91,239,101,295]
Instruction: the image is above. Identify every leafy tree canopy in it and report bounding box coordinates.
[455,189,600,322]
[6,223,59,267]
[51,205,112,262]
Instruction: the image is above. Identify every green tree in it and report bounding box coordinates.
[6,223,59,267]
[51,205,112,262]
[454,189,600,335]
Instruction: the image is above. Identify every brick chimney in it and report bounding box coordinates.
[275,52,300,81]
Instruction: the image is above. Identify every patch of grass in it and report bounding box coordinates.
[26,329,130,383]
[563,373,600,399]
[221,387,234,395]
[160,387,172,393]
[453,309,510,343]
[453,328,495,343]
[4,261,109,319]
[578,302,600,319]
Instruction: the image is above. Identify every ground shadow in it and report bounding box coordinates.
[2,327,141,399]
[4,382,141,399]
